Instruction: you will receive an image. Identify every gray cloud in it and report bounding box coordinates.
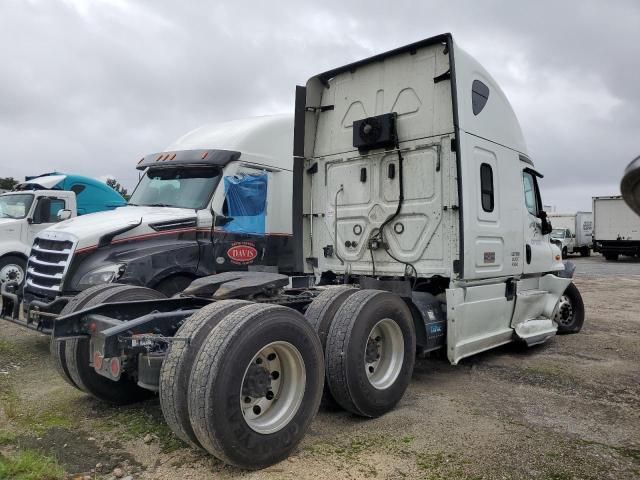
[0,0,637,212]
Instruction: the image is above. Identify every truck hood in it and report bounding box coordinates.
[42,206,199,250]
[0,218,22,242]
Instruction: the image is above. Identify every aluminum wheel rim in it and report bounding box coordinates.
[0,263,24,285]
[365,318,404,390]
[554,295,574,326]
[240,341,306,434]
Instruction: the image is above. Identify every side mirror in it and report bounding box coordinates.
[539,210,553,235]
[214,214,234,227]
[57,209,72,221]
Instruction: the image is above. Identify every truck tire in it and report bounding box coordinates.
[562,247,568,259]
[554,283,585,334]
[0,255,26,288]
[188,303,324,469]
[64,285,166,404]
[51,283,126,391]
[304,286,358,407]
[581,246,591,257]
[604,253,618,261]
[325,290,416,418]
[159,299,250,449]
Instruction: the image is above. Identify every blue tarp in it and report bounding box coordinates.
[223,173,267,234]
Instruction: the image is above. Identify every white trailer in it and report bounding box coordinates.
[548,212,593,257]
[593,195,640,260]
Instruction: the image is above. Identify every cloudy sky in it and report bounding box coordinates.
[0,0,637,211]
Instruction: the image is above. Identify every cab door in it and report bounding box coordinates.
[522,169,554,273]
[26,195,69,246]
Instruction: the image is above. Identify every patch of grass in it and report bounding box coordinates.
[0,431,16,446]
[94,403,185,453]
[307,434,413,460]
[544,472,574,480]
[1,387,74,435]
[0,450,65,480]
[0,339,19,357]
[415,451,471,480]
[577,439,640,464]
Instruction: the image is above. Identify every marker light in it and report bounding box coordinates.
[110,358,121,377]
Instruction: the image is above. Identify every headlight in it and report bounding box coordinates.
[78,264,126,290]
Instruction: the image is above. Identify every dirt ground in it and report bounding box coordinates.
[1,269,639,479]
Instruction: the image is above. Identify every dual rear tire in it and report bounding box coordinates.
[51,283,415,469]
[306,288,416,418]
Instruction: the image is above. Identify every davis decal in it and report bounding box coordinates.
[227,242,258,265]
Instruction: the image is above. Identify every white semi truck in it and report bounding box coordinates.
[2,34,583,470]
[0,174,126,289]
[548,212,593,258]
[592,195,640,260]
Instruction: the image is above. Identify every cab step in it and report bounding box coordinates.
[514,318,557,346]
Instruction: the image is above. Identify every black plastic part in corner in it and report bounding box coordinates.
[306,162,318,175]
[452,259,460,274]
[0,282,21,320]
[433,69,451,83]
[98,220,142,248]
[359,277,412,298]
[557,261,576,279]
[505,277,517,301]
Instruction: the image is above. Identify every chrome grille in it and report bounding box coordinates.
[26,236,75,292]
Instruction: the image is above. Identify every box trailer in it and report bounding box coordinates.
[548,212,592,257]
[593,195,640,260]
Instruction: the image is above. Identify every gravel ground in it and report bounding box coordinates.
[570,253,640,277]
[1,274,639,479]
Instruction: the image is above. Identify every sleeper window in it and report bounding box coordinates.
[480,163,494,212]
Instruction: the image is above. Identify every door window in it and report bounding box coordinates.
[522,172,538,216]
[222,173,268,234]
[32,198,66,224]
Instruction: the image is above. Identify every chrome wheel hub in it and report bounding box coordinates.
[554,295,574,326]
[240,341,306,434]
[365,319,404,390]
[0,264,24,285]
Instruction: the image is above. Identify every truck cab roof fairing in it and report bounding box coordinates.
[165,114,294,172]
[453,43,528,156]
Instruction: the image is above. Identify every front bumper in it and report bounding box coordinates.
[0,282,70,334]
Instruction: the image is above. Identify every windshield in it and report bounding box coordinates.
[0,193,34,219]
[550,229,565,239]
[128,167,221,210]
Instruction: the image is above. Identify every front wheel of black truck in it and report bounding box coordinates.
[187,303,324,469]
[51,283,128,391]
[63,285,166,404]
